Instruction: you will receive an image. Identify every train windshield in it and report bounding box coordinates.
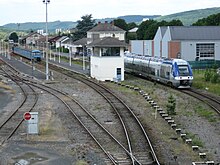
[178,65,189,76]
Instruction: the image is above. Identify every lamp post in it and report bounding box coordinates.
[43,0,50,80]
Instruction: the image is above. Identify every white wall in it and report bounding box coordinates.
[153,28,162,57]
[215,42,220,61]
[90,48,124,81]
[87,32,125,41]
[181,41,220,61]
[181,41,196,61]
[130,40,152,56]
[162,28,171,58]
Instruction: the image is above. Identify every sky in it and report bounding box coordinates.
[0,0,219,26]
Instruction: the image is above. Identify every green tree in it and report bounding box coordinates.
[137,19,156,40]
[9,32,18,43]
[127,22,137,31]
[137,19,183,40]
[193,13,220,26]
[166,94,176,115]
[74,14,95,40]
[113,18,128,31]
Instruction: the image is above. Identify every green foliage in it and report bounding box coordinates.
[113,18,128,31]
[204,69,213,81]
[210,72,219,83]
[137,19,183,40]
[137,19,157,40]
[126,32,137,41]
[186,132,204,147]
[127,22,137,31]
[166,94,176,115]
[155,7,220,25]
[194,105,217,122]
[56,47,69,53]
[9,32,18,43]
[74,14,95,40]
[193,69,220,96]
[193,12,220,26]
[204,69,219,83]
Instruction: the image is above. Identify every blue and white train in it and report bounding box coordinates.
[124,54,193,88]
[12,47,42,62]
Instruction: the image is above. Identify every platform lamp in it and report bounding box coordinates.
[43,0,50,80]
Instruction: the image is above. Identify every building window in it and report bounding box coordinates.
[196,43,215,60]
[101,47,120,56]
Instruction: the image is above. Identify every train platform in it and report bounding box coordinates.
[0,53,90,80]
[48,57,90,76]
[0,54,46,80]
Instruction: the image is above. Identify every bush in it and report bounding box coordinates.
[166,94,176,115]
[211,72,219,83]
[204,69,212,81]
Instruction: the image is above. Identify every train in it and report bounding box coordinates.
[12,47,42,62]
[124,54,193,88]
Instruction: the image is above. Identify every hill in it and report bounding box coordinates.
[2,15,160,32]
[1,7,220,32]
[155,7,220,25]
[3,20,77,32]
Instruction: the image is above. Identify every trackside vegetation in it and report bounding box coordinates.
[192,69,220,96]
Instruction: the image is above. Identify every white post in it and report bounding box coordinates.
[83,45,85,70]
[58,42,61,63]
[4,42,7,57]
[43,0,50,80]
[49,44,52,60]
[69,46,71,66]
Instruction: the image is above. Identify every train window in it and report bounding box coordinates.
[178,65,189,76]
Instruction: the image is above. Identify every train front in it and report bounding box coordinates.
[172,59,193,88]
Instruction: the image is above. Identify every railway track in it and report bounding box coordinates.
[181,88,220,115]
[49,65,160,165]
[0,64,38,145]
[0,58,160,164]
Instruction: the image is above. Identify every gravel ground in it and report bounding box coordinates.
[0,65,219,165]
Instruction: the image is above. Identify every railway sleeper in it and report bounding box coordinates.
[164,117,172,121]
[192,161,215,165]
[192,145,199,151]
[185,139,192,144]
[199,153,207,159]
[161,114,169,118]
[171,124,177,129]
[175,128,182,134]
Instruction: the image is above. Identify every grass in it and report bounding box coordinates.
[192,69,220,96]
[185,132,204,147]
[194,105,218,122]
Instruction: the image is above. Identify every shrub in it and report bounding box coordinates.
[211,72,219,83]
[204,69,212,82]
[166,94,176,115]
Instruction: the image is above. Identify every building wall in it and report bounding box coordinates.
[130,40,153,56]
[181,41,220,61]
[162,28,171,58]
[87,31,125,43]
[153,28,162,57]
[215,42,220,61]
[168,41,181,58]
[90,48,124,81]
[26,34,43,45]
[180,41,196,61]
